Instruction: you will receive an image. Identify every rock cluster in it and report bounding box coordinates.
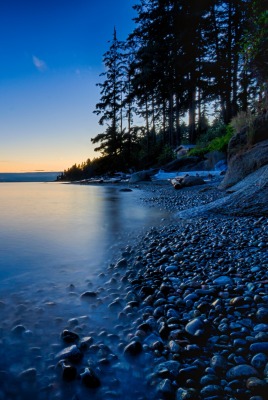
[0,181,267,400]
[45,210,266,400]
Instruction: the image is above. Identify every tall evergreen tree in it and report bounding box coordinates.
[91,28,125,158]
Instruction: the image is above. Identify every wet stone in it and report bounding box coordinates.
[256,308,268,323]
[200,384,223,397]
[185,318,206,339]
[213,276,233,286]
[246,377,268,395]
[250,343,268,354]
[18,368,37,381]
[251,353,268,369]
[200,374,220,386]
[80,367,101,388]
[123,340,143,356]
[61,363,77,381]
[55,344,83,363]
[61,329,79,343]
[154,361,181,379]
[80,291,97,300]
[176,387,198,400]
[11,324,26,335]
[226,364,259,380]
[157,378,174,397]
[210,354,228,372]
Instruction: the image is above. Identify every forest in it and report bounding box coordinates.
[58,0,267,181]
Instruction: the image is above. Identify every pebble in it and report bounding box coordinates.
[250,343,268,354]
[123,340,143,356]
[80,367,101,388]
[55,345,83,363]
[226,364,259,380]
[1,182,268,400]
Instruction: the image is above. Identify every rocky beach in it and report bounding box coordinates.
[1,176,267,400]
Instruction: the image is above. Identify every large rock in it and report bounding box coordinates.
[220,139,268,189]
[171,175,205,189]
[177,164,268,217]
[129,169,156,183]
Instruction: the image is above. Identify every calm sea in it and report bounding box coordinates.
[0,171,60,182]
[0,180,167,288]
[0,180,168,399]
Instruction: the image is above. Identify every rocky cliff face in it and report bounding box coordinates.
[219,116,268,189]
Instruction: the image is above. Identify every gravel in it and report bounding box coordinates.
[0,178,267,400]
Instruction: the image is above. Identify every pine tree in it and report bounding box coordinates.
[91,28,125,158]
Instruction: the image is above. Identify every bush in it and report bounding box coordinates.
[196,120,227,148]
[230,111,255,133]
[189,124,234,157]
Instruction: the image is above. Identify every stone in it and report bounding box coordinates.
[246,377,268,395]
[18,368,37,381]
[123,341,142,356]
[210,354,228,372]
[11,324,26,335]
[176,387,198,400]
[79,336,93,351]
[185,318,206,339]
[200,385,223,397]
[251,353,268,369]
[62,363,77,381]
[80,291,97,300]
[80,367,101,388]
[213,276,233,286]
[129,170,154,183]
[256,308,268,323]
[55,345,83,363]
[61,329,79,343]
[157,378,173,397]
[226,364,259,380]
[154,361,181,379]
[115,258,128,268]
[250,343,268,354]
[254,324,268,332]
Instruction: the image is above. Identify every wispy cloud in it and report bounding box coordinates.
[32,55,47,72]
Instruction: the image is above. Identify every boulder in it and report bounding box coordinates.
[129,169,155,183]
[220,139,268,189]
[182,175,206,187]
[220,116,268,189]
[171,175,205,189]
[178,164,268,218]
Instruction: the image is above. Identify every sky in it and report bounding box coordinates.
[0,0,136,172]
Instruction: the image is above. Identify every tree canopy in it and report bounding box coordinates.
[60,0,267,180]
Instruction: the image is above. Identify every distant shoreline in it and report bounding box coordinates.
[0,172,61,183]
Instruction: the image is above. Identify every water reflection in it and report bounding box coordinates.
[0,183,167,287]
[0,182,166,400]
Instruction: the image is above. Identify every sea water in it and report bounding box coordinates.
[0,180,168,399]
[0,181,168,288]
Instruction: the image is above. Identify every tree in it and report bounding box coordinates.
[91,28,125,158]
[243,0,268,99]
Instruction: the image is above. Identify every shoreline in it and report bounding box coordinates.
[1,179,267,399]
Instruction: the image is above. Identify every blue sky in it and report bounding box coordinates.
[0,0,136,172]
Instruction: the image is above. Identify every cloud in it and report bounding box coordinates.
[32,55,47,72]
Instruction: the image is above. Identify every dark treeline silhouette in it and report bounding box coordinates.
[59,0,267,181]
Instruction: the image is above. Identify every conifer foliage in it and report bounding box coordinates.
[62,0,266,179]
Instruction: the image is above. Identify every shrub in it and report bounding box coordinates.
[189,124,234,157]
[230,111,255,133]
